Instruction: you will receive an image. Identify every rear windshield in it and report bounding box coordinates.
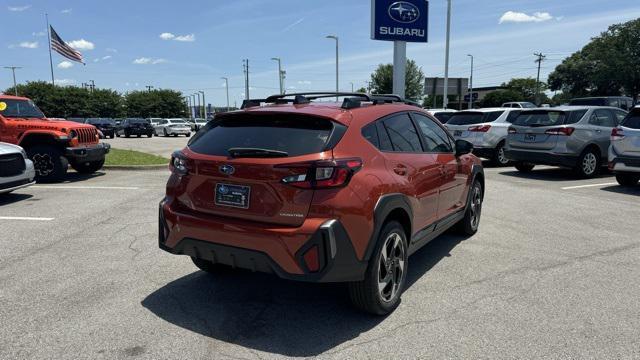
[169,119,186,124]
[188,114,334,157]
[447,111,504,125]
[621,111,640,129]
[433,112,454,123]
[87,118,114,125]
[569,98,606,106]
[128,119,148,124]
[513,110,587,127]
[0,99,45,118]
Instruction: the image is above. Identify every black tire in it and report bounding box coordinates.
[191,257,229,274]
[615,173,640,186]
[110,134,115,139]
[348,221,408,315]
[185,132,191,137]
[163,129,169,137]
[125,131,130,138]
[515,162,535,173]
[574,148,600,178]
[173,133,178,137]
[136,134,141,138]
[115,132,120,138]
[26,145,68,182]
[71,159,105,174]
[147,132,153,138]
[490,142,510,167]
[454,179,484,236]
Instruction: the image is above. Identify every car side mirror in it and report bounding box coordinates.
[455,139,473,157]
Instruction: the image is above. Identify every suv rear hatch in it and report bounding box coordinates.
[178,112,346,227]
[612,109,640,158]
[445,110,505,141]
[508,109,587,150]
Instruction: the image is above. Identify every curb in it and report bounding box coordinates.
[103,164,169,171]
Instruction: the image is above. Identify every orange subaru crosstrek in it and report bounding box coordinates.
[159,93,484,315]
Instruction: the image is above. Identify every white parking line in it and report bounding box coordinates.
[32,185,140,190]
[0,216,54,221]
[561,182,617,190]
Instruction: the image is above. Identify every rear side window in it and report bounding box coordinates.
[412,113,453,153]
[447,111,504,125]
[589,110,617,127]
[621,111,640,129]
[361,123,379,148]
[379,113,422,152]
[188,113,335,157]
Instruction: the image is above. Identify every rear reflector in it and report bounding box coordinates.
[468,125,491,132]
[545,127,575,136]
[302,245,320,272]
[611,128,625,141]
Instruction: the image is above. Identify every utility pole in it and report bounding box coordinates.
[326,35,339,100]
[467,54,473,109]
[350,82,354,92]
[89,79,95,93]
[4,66,22,96]
[221,77,230,112]
[190,94,196,120]
[193,93,200,119]
[534,52,546,105]
[366,81,372,93]
[186,96,192,118]
[146,85,154,92]
[199,91,205,119]
[443,0,452,109]
[271,57,283,95]
[242,59,250,100]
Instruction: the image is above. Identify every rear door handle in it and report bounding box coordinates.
[393,164,407,176]
[595,129,602,133]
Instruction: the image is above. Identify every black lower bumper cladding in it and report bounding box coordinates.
[65,143,110,162]
[159,203,367,283]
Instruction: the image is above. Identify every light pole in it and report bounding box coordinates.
[443,0,452,109]
[326,35,339,100]
[185,96,191,117]
[199,91,206,119]
[3,66,21,96]
[221,77,230,112]
[467,54,473,109]
[191,94,197,120]
[271,57,284,95]
[350,82,354,92]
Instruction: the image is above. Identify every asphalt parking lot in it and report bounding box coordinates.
[1,166,639,359]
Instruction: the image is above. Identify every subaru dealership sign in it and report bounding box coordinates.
[371,0,429,42]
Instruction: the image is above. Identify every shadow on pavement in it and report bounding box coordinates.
[0,192,33,206]
[61,171,106,183]
[600,184,640,196]
[499,167,612,182]
[142,232,467,357]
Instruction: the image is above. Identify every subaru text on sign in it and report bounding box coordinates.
[371,0,429,42]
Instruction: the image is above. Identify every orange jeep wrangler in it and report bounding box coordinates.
[0,95,110,182]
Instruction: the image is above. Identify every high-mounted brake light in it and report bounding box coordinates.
[611,128,625,141]
[468,125,491,132]
[545,127,575,136]
[279,158,362,189]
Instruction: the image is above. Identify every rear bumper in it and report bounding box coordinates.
[610,156,640,173]
[65,142,110,162]
[167,128,190,134]
[504,149,577,167]
[158,198,366,283]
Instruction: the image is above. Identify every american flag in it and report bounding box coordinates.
[50,26,84,64]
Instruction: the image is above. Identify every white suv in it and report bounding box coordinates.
[444,108,522,166]
[154,118,191,137]
[609,107,640,186]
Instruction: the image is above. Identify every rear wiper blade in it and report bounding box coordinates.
[228,147,289,158]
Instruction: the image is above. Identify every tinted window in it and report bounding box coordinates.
[376,122,394,151]
[412,113,453,153]
[514,110,587,127]
[589,110,617,127]
[621,111,640,129]
[607,99,620,108]
[127,119,147,124]
[506,110,521,123]
[188,114,333,157]
[447,111,504,125]
[361,123,379,148]
[569,98,605,106]
[379,113,423,152]
[433,112,454,123]
[521,102,537,108]
[0,99,45,118]
[170,119,186,124]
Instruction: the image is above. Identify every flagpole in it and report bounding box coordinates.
[45,13,55,86]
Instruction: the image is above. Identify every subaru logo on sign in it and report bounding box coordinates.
[218,185,229,195]
[219,165,235,175]
[388,1,420,23]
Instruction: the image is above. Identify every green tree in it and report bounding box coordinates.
[548,18,640,102]
[356,87,367,93]
[370,59,424,101]
[123,89,187,118]
[502,78,546,102]
[480,90,523,107]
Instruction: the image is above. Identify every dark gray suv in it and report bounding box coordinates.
[505,106,627,177]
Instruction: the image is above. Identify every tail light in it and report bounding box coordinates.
[279,158,363,189]
[545,127,575,136]
[508,127,517,134]
[468,125,491,132]
[611,128,625,141]
[170,151,194,175]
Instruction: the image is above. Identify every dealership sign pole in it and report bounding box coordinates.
[371,0,429,99]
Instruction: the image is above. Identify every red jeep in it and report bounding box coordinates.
[0,95,110,182]
[159,93,484,314]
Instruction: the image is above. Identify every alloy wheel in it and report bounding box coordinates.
[377,232,406,303]
[469,183,483,230]
[582,152,597,175]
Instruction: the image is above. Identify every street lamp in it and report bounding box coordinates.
[198,91,206,119]
[3,66,21,96]
[191,94,198,120]
[271,57,284,95]
[350,82,354,92]
[221,77,230,112]
[326,35,339,100]
[443,0,452,109]
[467,54,474,109]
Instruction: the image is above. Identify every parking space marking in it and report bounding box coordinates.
[0,216,54,221]
[561,182,617,190]
[32,185,140,190]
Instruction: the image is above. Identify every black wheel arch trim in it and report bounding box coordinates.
[363,193,413,262]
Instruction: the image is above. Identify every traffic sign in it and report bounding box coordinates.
[371,0,429,43]
[464,93,479,102]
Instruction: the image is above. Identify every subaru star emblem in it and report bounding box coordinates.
[218,185,229,195]
[388,1,420,23]
[219,164,235,175]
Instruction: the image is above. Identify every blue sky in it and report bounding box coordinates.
[2,0,640,106]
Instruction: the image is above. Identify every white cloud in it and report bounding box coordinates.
[159,32,195,42]
[32,31,46,37]
[17,41,38,49]
[61,8,72,14]
[297,80,312,85]
[132,57,167,65]
[57,61,73,69]
[499,11,554,24]
[56,79,76,86]
[8,5,31,11]
[68,39,95,50]
[159,32,175,40]
[106,48,117,53]
[102,55,112,60]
